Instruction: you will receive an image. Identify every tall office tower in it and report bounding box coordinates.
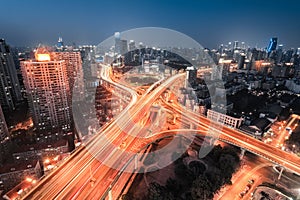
[56,37,64,51]
[228,42,232,49]
[0,104,10,165]
[238,53,246,69]
[241,42,246,50]
[186,66,197,87]
[277,44,283,63]
[283,49,294,63]
[20,48,71,133]
[128,40,136,51]
[114,32,121,54]
[211,64,223,80]
[119,39,128,55]
[267,37,277,56]
[128,40,136,62]
[0,39,22,111]
[218,44,224,54]
[234,41,239,50]
[296,48,300,55]
[114,32,128,55]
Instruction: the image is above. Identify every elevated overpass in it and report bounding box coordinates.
[19,65,300,200]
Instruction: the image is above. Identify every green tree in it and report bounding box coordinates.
[165,178,182,197]
[147,182,174,200]
[205,170,224,193]
[208,144,223,163]
[121,193,134,200]
[190,175,213,200]
[218,154,236,183]
[189,161,206,177]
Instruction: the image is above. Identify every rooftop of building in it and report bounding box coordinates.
[258,103,283,116]
[250,117,272,131]
[12,139,68,154]
[279,93,296,103]
[0,160,39,175]
[2,177,39,200]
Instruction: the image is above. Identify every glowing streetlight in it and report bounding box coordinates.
[17,189,23,195]
[53,155,59,161]
[44,158,50,164]
[26,177,33,182]
[285,136,289,140]
[36,54,50,61]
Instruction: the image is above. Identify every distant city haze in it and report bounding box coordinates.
[1,0,300,49]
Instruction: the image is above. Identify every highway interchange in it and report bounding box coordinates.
[21,64,300,200]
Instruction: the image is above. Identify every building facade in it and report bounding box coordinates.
[54,51,84,101]
[0,105,10,165]
[267,37,277,55]
[20,49,71,133]
[207,109,243,128]
[0,39,22,111]
[0,160,42,193]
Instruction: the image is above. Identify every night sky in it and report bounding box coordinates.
[1,0,300,49]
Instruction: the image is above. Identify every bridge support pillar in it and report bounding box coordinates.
[134,155,138,171]
[108,185,113,200]
[178,135,183,148]
[240,148,245,159]
[190,122,194,129]
[278,166,284,180]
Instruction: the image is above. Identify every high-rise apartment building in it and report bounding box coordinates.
[0,39,22,111]
[54,51,84,100]
[0,104,10,165]
[20,48,71,133]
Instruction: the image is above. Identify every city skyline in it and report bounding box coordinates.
[1,1,300,199]
[1,0,300,49]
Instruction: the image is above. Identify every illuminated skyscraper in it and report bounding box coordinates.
[267,37,277,55]
[277,44,283,63]
[0,39,22,111]
[128,40,136,51]
[228,42,232,50]
[21,48,71,133]
[0,104,9,165]
[114,32,121,54]
[114,32,128,55]
[56,37,64,51]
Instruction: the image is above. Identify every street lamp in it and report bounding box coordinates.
[53,155,59,161]
[26,177,33,182]
[17,189,23,195]
[44,158,50,164]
